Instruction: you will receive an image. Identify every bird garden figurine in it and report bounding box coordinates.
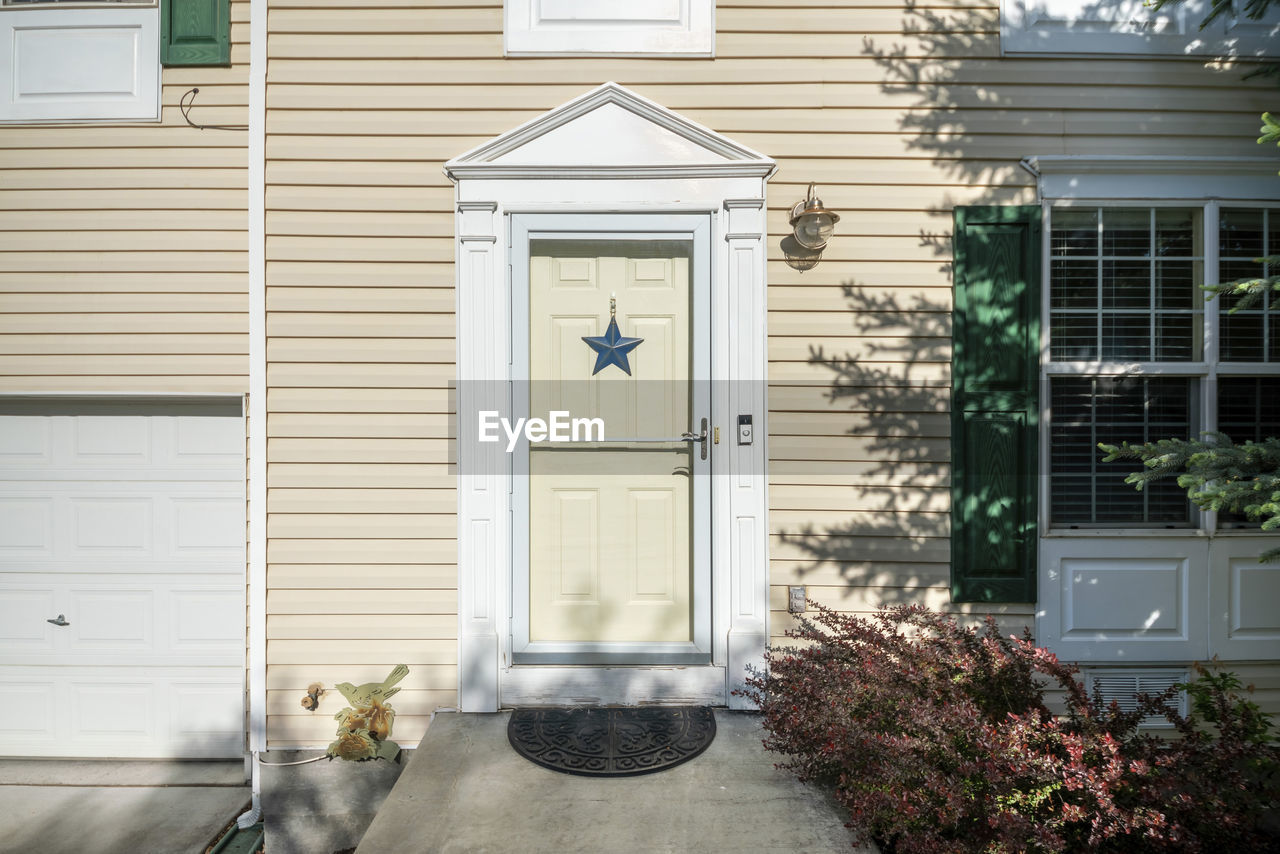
[334,663,408,708]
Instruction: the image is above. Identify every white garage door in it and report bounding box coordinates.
[0,399,245,758]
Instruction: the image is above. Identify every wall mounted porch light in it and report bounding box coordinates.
[789,183,840,250]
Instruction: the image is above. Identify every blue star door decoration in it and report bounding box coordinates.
[582,297,644,376]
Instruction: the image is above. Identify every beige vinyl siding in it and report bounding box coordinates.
[262,0,1280,744]
[0,0,250,395]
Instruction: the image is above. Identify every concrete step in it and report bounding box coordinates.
[356,709,876,854]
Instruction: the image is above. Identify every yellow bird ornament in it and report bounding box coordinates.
[334,664,409,708]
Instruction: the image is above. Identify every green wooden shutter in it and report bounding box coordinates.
[161,0,231,67]
[951,206,1041,603]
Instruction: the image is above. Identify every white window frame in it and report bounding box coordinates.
[0,0,160,124]
[1033,162,1280,663]
[1001,0,1280,58]
[504,0,714,57]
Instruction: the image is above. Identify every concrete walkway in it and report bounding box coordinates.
[0,759,249,854]
[357,710,875,854]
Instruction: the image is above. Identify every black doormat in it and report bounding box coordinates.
[507,706,716,777]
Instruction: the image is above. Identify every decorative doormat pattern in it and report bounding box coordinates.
[507,706,716,777]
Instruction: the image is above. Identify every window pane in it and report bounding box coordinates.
[1051,315,1097,361]
[1220,311,1264,361]
[1220,209,1264,258]
[1101,209,1150,256]
[1218,209,1273,364]
[1051,259,1098,308]
[1216,377,1280,528]
[1156,208,1197,256]
[1102,259,1150,309]
[1102,314,1150,360]
[1050,377,1194,527]
[1154,313,1196,360]
[1051,209,1098,256]
[1155,260,1196,309]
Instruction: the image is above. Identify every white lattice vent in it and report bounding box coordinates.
[1087,670,1188,728]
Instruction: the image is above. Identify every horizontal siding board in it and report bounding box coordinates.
[267,287,454,312]
[269,513,456,538]
[0,334,246,355]
[267,413,452,438]
[267,537,457,563]
[268,338,455,364]
[0,376,249,394]
[265,688,455,716]
[267,664,454,691]
[267,563,456,588]
[0,355,245,376]
[266,588,456,614]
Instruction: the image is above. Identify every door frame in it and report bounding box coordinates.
[508,214,714,664]
[447,83,775,710]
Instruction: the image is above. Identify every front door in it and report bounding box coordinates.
[511,215,712,664]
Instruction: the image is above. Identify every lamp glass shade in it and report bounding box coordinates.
[794,211,837,249]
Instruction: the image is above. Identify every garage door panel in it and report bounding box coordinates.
[72,416,151,463]
[176,416,244,459]
[0,407,244,759]
[73,682,156,742]
[173,497,245,554]
[70,497,154,554]
[172,589,244,651]
[0,682,58,745]
[69,589,154,649]
[0,415,51,462]
[173,679,244,754]
[0,590,56,649]
[0,497,53,553]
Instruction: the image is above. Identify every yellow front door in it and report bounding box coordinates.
[525,239,701,652]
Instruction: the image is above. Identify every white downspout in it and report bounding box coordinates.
[240,0,269,828]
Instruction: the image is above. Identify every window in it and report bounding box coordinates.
[0,0,227,124]
[504,0,714,56]
[1046,204,1280,531]
[1001,0,1280,57]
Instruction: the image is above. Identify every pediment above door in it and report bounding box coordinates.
[443,82,776,180]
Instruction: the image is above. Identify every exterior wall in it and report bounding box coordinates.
[0,0,250,395]
[261,0,1280,744]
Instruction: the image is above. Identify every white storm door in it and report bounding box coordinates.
[510,214,712,664]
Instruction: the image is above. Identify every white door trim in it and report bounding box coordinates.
[449,84,773,711]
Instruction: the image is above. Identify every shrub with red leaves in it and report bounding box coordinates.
[737,603,1279,853]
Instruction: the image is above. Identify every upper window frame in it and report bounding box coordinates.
[504,0,714,57]
[1001,0,1280,58]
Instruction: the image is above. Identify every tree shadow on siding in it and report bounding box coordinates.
[775,281,953,610]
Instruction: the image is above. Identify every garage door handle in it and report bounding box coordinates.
[47,614,70,627]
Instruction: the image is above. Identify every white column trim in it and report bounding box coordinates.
[247,0,268,763]
[455,201,504,712]
[722,198,770,708]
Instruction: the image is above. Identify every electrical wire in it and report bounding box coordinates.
[180,87,249,131]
